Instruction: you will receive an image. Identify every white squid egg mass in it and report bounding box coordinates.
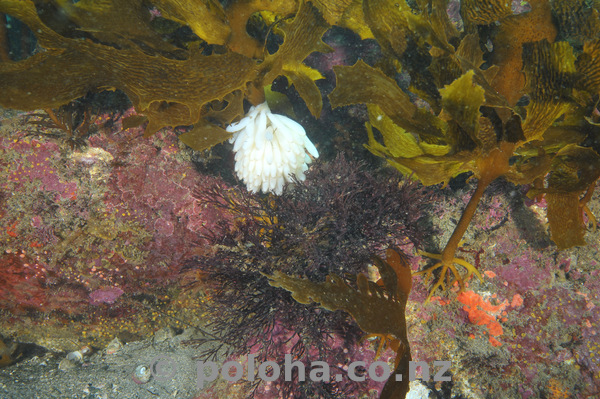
[226,102,319,195]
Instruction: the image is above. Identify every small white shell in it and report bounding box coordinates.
[66,350,83,362]
[133,365,152,384]
[79,346,92,356]
[105,337,123,355]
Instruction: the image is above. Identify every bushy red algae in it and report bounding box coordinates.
[185,156,431,398]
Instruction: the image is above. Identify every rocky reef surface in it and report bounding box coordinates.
[0,106,598,398]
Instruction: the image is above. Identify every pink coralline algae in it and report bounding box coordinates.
[0,250,49,313]
[0,249,89,315]
[409,183,600,398]
[89,286,125,305]
[0,108,235,330]
[3,139,78,201]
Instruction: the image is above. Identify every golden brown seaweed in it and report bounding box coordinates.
[264,248,412,398]
[0,0,333,144]
[329,0,600,300]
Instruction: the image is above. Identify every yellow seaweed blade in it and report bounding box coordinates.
[336,0,374,40]
[460,0,513,26]
[178,122,233,152]
[260,1,331,116]
[153,0,230,45]
[545,145,600,249]
[283,64,326,118]
[439,70,486,145]
[366,104,424,159]
[576,40,600,95]
[330,60,447,140]
[546,192,587,249]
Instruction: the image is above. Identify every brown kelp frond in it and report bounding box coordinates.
[0,0,255,138]
[529,145,600,249]
[329,0,600,299]
[264,248,413,399]
[0,0,338,149]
